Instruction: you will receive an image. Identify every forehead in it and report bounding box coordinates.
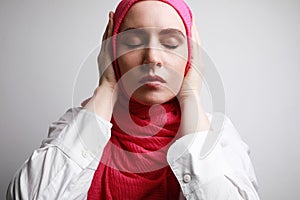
[119,1,186,34]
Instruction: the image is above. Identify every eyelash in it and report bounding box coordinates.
[125,43,179,50]
[163,44,179,49]
[126,44,143,49]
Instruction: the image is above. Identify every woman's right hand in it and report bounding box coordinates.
[83,11,118,121]
[98,11,117,90]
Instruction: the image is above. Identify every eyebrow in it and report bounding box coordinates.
[159,28,186,38]
[121,27,186,38]
[122,27,147,35]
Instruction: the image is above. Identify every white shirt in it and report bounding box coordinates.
[6,107,260,200]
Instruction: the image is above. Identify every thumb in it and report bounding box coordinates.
[81,97,92,107]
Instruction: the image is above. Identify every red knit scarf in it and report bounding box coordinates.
[87,94,181,199]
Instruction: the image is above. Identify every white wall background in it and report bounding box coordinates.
[1,0,299,199]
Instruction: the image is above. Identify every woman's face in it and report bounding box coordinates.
[116,1,188,105]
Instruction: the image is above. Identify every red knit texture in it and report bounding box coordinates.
[88,95,182,199]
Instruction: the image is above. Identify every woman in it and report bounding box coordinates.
[7,0,260,199]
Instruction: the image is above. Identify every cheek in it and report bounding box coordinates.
[164,44,188,77]
[176,60,187,75]
[117,51,143,76]
[166,55,187,91]
[167,55,187,77]
[117,56,129,76]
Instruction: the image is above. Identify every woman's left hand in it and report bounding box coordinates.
[178,19,203,102]
[177,20,210,135]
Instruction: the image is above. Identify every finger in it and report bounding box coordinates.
[102,12,114,48]
[101,27,109,54]
[98,12,115,79]
[191,19,201,45]
[106,11,114,57]
[102,25,108,41]
[191,37,200,67]
[191,44,204,72]
[102,12,112,41]
[107,11,114,37]
[191,30,204,74]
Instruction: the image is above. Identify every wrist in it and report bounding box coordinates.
[99,77,116,90]
[178,91,201,106]
[178,93,210,136]
[84,85,117,121]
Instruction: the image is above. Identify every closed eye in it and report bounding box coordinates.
[160,37,181,49]
[163,44,179,49]
[120,34,145,49]
[126,43,143,48]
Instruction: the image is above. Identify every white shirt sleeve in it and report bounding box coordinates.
[167,115,260,200]
[6,107,112,200]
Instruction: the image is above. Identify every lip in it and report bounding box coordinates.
[138,75,166,88]
[139,75,166,84]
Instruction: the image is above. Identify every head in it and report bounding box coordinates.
[113,0,192,105]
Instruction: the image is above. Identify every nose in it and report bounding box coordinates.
[142,47,162,72]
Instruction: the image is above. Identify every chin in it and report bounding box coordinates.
[133,89,176,106]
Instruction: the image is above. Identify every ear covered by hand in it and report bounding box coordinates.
[178,19,204,102]
[81,11,117,108]
[97,11,117,89]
